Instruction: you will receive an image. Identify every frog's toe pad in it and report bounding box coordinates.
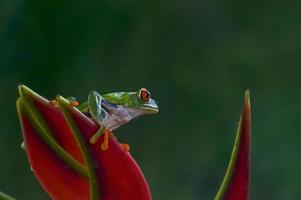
[70,101,79,107]
[50,100,58,106]
[100,130,110,151]
[121,143,130,152]
[89,136,98,144]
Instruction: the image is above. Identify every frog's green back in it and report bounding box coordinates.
[102,92,139,107]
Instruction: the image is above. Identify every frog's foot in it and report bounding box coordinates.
[89,126,104,144]
[67,97,79,107]
[100,131,130,152]
[50,100,58,106]
[100,129,110,151]
[70,100,79,107]
[89,127,111,151]
[120,143,130,152]
[89,128,123,151]
[50,98,79,107]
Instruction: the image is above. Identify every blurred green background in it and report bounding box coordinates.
[0,0,301,199]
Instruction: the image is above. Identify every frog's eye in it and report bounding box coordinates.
[139,88,150,102]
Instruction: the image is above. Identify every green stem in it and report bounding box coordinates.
[0,191,16,200]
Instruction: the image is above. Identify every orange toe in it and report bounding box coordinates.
[70,101,79,107]
[50,100,58,106]
[121,143,130,152]
[101,130,110,151]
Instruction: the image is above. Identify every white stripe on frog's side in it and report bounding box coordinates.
[102,105,149,131]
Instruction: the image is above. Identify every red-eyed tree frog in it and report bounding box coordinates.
[73,88,159,150]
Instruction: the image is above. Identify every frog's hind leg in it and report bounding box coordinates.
[66,97,79,107]
[50,97,79,107]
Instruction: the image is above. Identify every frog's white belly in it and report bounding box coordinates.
[102,106,146,131]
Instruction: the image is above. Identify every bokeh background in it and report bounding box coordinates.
[0,1,301,199]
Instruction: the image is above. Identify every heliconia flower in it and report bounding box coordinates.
[214,91,251,200]
[17,85,152,200]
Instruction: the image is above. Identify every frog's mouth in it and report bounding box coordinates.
[142,106,159,113]
[142,99,159,113]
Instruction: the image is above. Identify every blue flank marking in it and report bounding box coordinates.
[101,98,118,108]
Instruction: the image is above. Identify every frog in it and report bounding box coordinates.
[72,88,159,151]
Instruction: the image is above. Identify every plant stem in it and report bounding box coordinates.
[0,191,16,200]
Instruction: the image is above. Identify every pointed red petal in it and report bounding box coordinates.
[215,91,251,200]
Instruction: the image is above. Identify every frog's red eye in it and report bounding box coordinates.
[139,88,150,102]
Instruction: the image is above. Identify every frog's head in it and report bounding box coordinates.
[132,88,159,113]
[103,88,159,116]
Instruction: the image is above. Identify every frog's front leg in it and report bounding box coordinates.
[87,91,110,151]
[89,125,111,151]
[89,124,104,144]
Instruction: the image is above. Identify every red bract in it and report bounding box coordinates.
[215,91,251,200]
[17,85,152,200]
